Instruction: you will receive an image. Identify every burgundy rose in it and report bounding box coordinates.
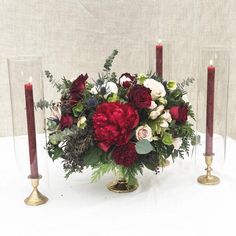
[119,73,135,88]
[70,74,88,100]
[128,85,152,109]
[169,105,188,123]
[60,114,73,130]
[112,142,138,167]
[93,102,139,152]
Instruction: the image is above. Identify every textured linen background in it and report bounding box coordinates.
[0,0,235,137]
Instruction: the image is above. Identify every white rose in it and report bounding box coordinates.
[172,137,182,150]
[90,86,98,95]
[149,105,164,120]
[104,81,118,98]
[161,110,172,122]
[136,124,153,142]
[144,79,166,99]
[119,75,132,87]
[148,101,157,110]
[160,120,169,128]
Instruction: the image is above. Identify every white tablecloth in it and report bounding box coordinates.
[0,135,236,236]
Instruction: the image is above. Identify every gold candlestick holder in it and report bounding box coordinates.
[24,175,48,206]
[197,154,220,185]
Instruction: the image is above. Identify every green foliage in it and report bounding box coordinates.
[83,146,104,167]
[91,161,116,183]
[47,119,59,131]
[166,89,184,107]
[177,77,195,94]
[155,139,174,159]
[52,146,64,161]
[103,49,118,72]
[188,104,195,120]
[135,139,154,154]
[139,152,159,171]
[72,103,84,117]
[46,141,64,161]
[36,99,54,110]
[45,70,71,96]
[48,128,76,145]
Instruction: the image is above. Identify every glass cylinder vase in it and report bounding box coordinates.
[8,56,49,194]
[195,47,230,173]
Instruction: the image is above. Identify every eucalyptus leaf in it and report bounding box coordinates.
[135,139,154,154]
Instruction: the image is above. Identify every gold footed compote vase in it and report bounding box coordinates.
[107,169,138,193]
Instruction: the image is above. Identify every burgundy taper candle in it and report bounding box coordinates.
[156,40,163,78]
[24,79,39,178]
[205,60,215,156]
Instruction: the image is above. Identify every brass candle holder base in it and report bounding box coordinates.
[24,175,48,206]
[197,154,220,185]
[197,175,220,185]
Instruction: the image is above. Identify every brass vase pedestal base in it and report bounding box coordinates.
[107,179,138,193]
[24,175,48,206]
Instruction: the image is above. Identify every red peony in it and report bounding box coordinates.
[169,105,188,123]
[93,102,139,152]
[112,142,138,167]
[70,74,88,100]
[128,85,152,109]
[60,114,73,130]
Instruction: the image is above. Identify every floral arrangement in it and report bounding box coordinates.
[38,50,197,190]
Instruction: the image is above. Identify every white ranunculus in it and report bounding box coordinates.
[149,105,164,120]
[148,101,157,110]
[119,75,132,87]
[144,79,166,99]
[90,86,98,95]
[136,124,153,142]
[172,137,182,150]
[104,81,118,98]
[161,110,172,122]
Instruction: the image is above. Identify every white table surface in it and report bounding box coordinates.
[0,135,236,236]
